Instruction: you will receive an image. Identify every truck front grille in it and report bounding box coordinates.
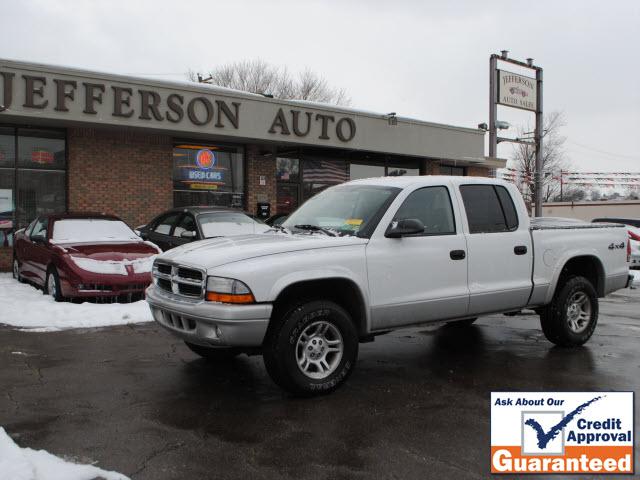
[177,267,203,282]
[152,261,205,299]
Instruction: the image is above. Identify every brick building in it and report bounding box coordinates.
[0,58,505,270]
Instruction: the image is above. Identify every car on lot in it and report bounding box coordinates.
[13,212,159,302]
[137,207,271,251]
[147,177,631,396]
[593,218,640,269]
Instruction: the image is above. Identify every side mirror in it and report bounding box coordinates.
[385,218,425,238]
[180,230,197,240]
[31,233,46,244]
[134,225,146,237]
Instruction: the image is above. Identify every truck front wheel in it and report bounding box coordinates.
[540,276,598,347]
[263,300,359,396]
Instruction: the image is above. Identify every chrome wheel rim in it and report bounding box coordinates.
[566,291,591,333]
[13,260,19,279]
[296,320,344,379]
[48,274,56,297]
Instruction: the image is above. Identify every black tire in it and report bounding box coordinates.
[184,341,241,360]
[540,275,598,347]
[446,317,477,327]
[45,267,63,302]
[263,300,358,397]
[12,256,24,283]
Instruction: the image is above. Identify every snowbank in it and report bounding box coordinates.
[0,427,129,480]
[0,274,152,332]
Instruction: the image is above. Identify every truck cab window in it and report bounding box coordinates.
[393,186,455,235]
[460,185,512,233]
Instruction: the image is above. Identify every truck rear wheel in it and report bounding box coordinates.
[263,300,358,396]
[540,275,598,347]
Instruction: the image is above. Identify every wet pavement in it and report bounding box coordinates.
[1,288,639,479]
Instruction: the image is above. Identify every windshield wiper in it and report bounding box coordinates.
[266,224,291,234]
[293,224,338,237]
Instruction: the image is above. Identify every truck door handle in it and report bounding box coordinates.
[514,245,528,255]
[450,250,466,260]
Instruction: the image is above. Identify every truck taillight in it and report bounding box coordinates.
[627,238,631,263]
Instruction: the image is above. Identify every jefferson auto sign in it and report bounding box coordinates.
[0,67,355,143]
[497,70,537,112]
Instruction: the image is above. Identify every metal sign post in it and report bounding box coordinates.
[489,52,543,216]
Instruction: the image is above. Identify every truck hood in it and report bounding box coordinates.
[158,233,368,269]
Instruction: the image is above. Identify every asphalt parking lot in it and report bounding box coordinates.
[1,287,639,480]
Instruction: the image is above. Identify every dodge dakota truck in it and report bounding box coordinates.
[146,176,632,396]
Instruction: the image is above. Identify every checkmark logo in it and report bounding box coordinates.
[524,396,603,449]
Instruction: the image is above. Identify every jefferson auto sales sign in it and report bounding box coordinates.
[497,70,537,111]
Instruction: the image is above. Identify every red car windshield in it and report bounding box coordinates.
[51,219,140,244]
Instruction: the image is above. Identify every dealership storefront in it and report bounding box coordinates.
[0,58,504,270]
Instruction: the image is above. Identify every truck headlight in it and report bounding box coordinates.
[205,276,255,304]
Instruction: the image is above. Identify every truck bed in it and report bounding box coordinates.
[530,217,627,230]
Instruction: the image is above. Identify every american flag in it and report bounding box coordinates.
[303,159,348,184]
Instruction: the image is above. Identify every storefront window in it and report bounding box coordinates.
[0,128,15,168]
[0,128,66,247]
[16,170,66,227]
[276,157,299,182]
[17,129,66,169]
[349,163,385,180]
[440,165,466,176]
[0,170,14,247]
[173,143,244,208]
[302,158,348,202]
[387,159,420,177]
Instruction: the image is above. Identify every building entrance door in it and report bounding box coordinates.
[277,183,300,214]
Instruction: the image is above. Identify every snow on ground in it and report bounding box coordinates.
[0,427,128,480]
[0,273,152,332]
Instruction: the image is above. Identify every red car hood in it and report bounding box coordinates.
[59,241,159,261]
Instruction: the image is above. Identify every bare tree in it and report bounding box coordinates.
[189,60,351,106]
[508,111,572,209]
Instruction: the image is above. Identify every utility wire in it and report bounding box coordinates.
[566,140,640,160]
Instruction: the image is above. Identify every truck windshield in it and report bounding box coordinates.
[282,184,401,237]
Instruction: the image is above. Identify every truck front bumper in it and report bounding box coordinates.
[146,286,272,347]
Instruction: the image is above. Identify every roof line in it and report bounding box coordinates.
[0,57,483,136]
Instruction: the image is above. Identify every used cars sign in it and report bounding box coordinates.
[498,70,537,111]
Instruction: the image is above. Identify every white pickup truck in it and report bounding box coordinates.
[146,176,631,396]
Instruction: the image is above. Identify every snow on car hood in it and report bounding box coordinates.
[60,242,160,275]
[158,232,368,269]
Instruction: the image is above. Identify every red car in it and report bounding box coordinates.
[12,212,160,302]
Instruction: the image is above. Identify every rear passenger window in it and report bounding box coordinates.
[393,186,455,235]
[495,186,519,230]
[460,185,518,234]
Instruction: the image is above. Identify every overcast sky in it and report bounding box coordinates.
[1,0,638,172]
